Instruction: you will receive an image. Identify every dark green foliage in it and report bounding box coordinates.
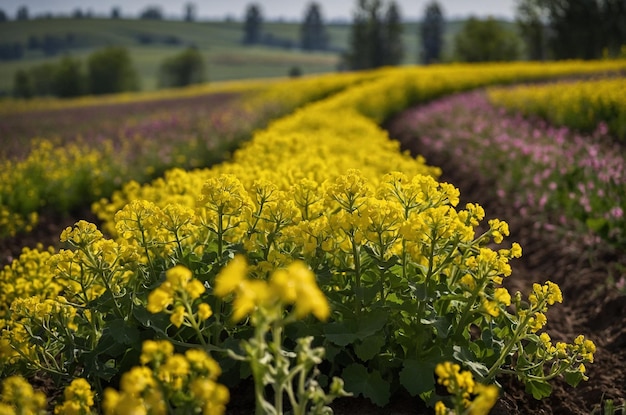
[87,46,139,95]
[300,2,329,51]
[139,5,163,20]
[29,63,56,96]
[12,69,33,98]
[243,3,263,45]
[16,6,28,21]
[453,17,522,62]
[0,9,7,22]
[0,42,24,60]
[515,0,549,60]
[110,7,120,19]
[515,0,626,60]
[343,0,404,70]
[383,1,403,65]
[421,1,444,64]
[288,66,302,77]
[159,47,206,88]
[53,55,86,97]
[184,2,196,22]
[549,0,603,60]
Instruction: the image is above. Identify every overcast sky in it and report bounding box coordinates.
[2,0,517,21]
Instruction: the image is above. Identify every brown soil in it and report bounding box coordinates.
[2,101,625,415]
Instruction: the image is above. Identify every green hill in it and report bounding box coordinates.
[0,17,514,94]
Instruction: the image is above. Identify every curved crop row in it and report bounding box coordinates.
[488,77,626,141]
[0,72,373,238]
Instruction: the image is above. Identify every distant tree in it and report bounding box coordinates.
[548,0,603,60]
[87,46,139,94]
[243,3,263,44]
[16,5,28,20]
[300,2,329,51]
[344,0,403,70]
[27,35,40,49]
[515,0,549,60]
[515,0,623,60]
[111,6,121,19]
[421,1,444,64]
[0,42,24,60]
[159,47,206,88]
[383,1,404,65]
[72,8,84,18]
[184,2,196,22]
[0,9,8,22]
[29,63,56,95]
[602,0,626,57]
[53,55,85,97]
[453,16,522,62]
[42,34,63,56]
[289,66,302,77]
[140,5,163,20]
[13,69,33,98]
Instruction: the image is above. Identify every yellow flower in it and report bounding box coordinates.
[434,401,448,415]
[469,384,499,415]
[214,255,248,297]
[186,279,206,300]
[494,287,511,306]
[170,305,186,328]
[140,340,174,366]
[197,303,213,320]
[166,265,192,288]
[55,378,94,414]
[120,367,156,395]
[147,287,173,313]
[232,280,272,322]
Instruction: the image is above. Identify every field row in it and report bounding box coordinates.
[1,60,625,414]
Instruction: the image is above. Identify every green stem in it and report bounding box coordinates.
[484,310,536,382]
[351,235,362,315]
[272,323,284,415]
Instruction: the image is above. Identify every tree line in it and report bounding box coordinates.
[6,0,625,98]
[12,46,205,99]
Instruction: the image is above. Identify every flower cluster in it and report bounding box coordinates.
[0,375,47,415]
[103,339,228,415]
[434,362,499,415]
[215,255,329,323]
[147,265,210,328]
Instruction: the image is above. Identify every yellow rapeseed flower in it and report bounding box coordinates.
[214,255,248,297]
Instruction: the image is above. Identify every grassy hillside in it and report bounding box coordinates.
[0,17,514,94]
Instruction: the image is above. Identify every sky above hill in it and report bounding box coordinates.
[3,0,517,21]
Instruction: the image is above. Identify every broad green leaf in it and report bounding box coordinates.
[324,310,388,346]
[354,334,386,361]
[399,359,436,396]
[342,363,390,407]
[525,380,553,399]
[564,369,585,387]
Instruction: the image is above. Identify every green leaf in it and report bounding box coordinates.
[342,363,390,407]
[399,359,436,396]
[525,380,553,399]
[420,316,452,339]
[354,334,386,361]
[564,369,585,387]
[324,310,388,346]
[324,321,359,346]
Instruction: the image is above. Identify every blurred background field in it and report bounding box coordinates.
[0,16,496,93]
